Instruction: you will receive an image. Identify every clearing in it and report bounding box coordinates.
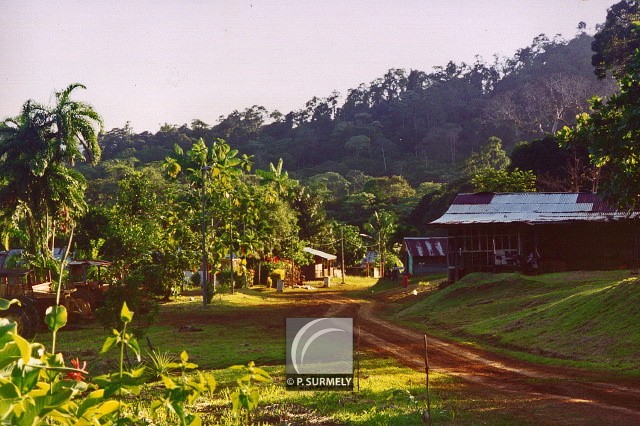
[52,273,640,424]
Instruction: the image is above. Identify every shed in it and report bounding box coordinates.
[302,247,337,280]
[432,192,640,280]
[404,237,448,275]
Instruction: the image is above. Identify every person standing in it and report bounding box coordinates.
[402,271,411,288]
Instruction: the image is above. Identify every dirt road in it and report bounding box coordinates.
[317,291,640,424]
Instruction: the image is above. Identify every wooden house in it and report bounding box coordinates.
[431,193,640,281]
[302,247,337,280]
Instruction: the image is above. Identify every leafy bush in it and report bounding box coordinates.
[95,274,159,335]
[385,252,404,270]
[269,268,286,283]
[217,267,244,288]
[189,271,201,288]
[229,361,272,424]
[0,298,121,424]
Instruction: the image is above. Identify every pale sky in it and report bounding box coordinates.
[0,0,615,133]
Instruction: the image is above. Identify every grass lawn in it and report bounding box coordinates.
[395,270,640,375]
[47,277,467,424]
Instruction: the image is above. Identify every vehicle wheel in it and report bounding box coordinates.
[73,289,97,310]
[69,296,94,321]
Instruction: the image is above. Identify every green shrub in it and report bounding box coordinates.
[385,252,404,270]
[269,268,286,284]
[95,273,159,336]
[189,271,201,288]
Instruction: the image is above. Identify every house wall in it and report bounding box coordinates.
[302,255,334,280]
[407,255,447,275]
[445,222,639,280]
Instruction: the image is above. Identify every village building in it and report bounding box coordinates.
[431,192,640,281]
[403,237,448,276]
[302,247,336,280]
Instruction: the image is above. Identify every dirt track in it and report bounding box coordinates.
[317,290,640,424]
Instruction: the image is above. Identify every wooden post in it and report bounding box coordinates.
[424,335,432,425]
[357,326,361,392]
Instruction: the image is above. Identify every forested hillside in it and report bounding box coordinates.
[86,29,614,237]
[97,31,613,181]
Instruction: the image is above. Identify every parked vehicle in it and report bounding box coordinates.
[67,259,112,310]
[0,257,100,337]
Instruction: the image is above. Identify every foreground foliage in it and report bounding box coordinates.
[0,299,274,425]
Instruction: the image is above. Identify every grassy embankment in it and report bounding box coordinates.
[394,270,640,375]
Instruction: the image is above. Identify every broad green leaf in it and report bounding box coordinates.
[120,302,133,323]
[15,396,39,425]
[162,375,176,389]
[11,363,40,395]
[202,372,216,396]
[42,353,65,382]
[0,320,17,347]
[0,396,18,422]
[77,399,119,424]
[150,399,163,414]
[167,398,186,422]
[0,299,20,311]
[126,337,141,362]
[76,389,105,417]
[53,379,89,394]
[0,381,20,399]
[180,351,189,363]
[0,343,20,370]
[101,336,117,354]
[187,414,202,426]
[44,305,68,333]
[249,388,260,410]
[130,366,147,378]
[9,332,31,364]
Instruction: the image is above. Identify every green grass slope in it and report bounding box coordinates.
[396,271,640,374]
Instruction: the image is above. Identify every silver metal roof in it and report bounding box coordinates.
[303,247,337,260]
[432,193,639,225]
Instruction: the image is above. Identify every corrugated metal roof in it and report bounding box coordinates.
[404,237,448,257]
[68,260,112,267]
[432,192,639,225]
[303,247,337,260]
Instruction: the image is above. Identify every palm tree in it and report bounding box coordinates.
[363,210,398,279]
[256,158,295,202]
[0,84,102,270]
[51,83,103,165]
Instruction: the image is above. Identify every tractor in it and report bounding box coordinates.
[0,267,94,337]
[67,260,112,311]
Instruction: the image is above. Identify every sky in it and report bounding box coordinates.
[0,0,616,133]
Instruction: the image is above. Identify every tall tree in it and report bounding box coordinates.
[592,0,640,79]
[557,32,640,210]
[0,84,102,266]
[363,210,398,279]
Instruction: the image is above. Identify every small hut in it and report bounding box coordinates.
[403,237,448,275]
[302,247,337,280]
